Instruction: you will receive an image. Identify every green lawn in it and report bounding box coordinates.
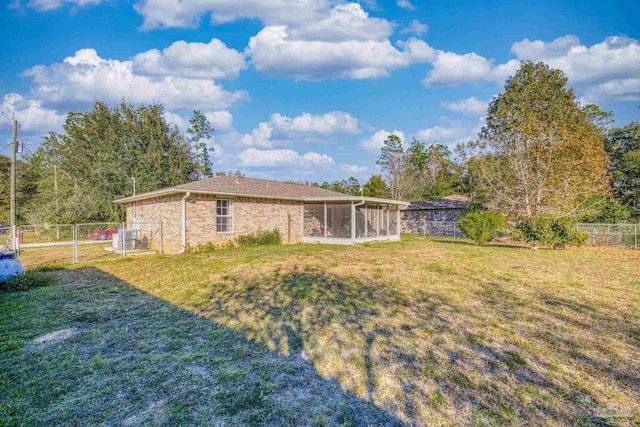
[1,235,639,426]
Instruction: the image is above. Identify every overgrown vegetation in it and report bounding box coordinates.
[235,229,282,247]
[457,211,507,244]
[1,236,638,425]
[0,270,58,293]
[513,215,587,249]
[189,229,282,253]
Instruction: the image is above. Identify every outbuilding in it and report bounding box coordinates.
[401,195,469,235]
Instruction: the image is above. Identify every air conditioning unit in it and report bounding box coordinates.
[112,229,137,251]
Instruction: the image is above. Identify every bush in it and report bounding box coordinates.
[457,211,507,245]
[188,229,282,253]
[235,229,282,247]
[0,271,58,293]
[514,215,587,249]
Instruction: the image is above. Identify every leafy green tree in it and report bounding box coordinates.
[467,61,610,219]
[457,211,507,245]
[363,175,389,198]
[582,104,614,136]
[344,177,362,196]
[187,110,215,178]
[28,101,198,223]
[215,170,245,177]
[0,156,39,224]
[408,139,463,200]
[376,134,416,200]
[514,215,587,249]
[604,122,640,219]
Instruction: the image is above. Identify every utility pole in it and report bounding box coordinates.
[10,113,18,251]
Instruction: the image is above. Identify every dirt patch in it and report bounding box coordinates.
[33,327,79,345]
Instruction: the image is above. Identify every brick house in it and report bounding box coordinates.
[401,195,469,236]
[115,176,408,253]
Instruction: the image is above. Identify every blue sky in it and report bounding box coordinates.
[1,0,639,183]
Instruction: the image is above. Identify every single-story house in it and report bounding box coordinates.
[115,176,408,253]
[401,195,469,235]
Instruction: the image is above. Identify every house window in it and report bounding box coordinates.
[433,210,442,221]
[216,199,233,232]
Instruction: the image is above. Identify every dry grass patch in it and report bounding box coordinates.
[2,235,639,426]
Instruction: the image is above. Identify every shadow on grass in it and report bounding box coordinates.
[426,237,531,250]
[0,267,404,426]
[199,268,639,425]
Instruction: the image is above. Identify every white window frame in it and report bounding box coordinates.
[216,199,234,233]
[433,210,442,221]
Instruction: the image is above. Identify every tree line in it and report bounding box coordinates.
[1,61,638,225]
[373,61,639,223]
[2,101,219,225]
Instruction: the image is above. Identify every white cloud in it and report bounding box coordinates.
[132,39,247,80]
[0,93,66,136]
[163,111,190,131]
[270,111,359,134]
[22,49,247,111]
[582,77,640,102]
[133,0,330,30]
[396,0,417,10]
[226,111,359,148]
[510,35,581,61]
[361,129,405,152]
[246,26,431,80]
[420,35,640,102]
[341,163,368,173]
[289,3,393,42]
[236,148,334,168]
[401,19,429,36]
[164,110,234,133]
[205,110,234,132]
[441,97,488,115]
[415,123,478,146]
[422,51,494,87]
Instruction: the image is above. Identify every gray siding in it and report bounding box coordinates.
[401,209,465,234]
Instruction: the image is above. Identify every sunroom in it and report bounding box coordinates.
[302,197,407,244]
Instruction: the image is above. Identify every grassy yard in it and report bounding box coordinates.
[1,235,639,426]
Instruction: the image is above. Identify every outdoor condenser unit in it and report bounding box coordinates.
[112,229,137,251]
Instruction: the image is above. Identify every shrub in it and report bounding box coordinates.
[514,215,586,249]
[457,211,507,245]
[189,229,282,253]
[0,271,58,293]
[235,229,282,247]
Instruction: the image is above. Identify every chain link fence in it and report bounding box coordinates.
[422,220,466,238]
[16,221,163,268]
[576,223,638,249]
[16,224,75,267]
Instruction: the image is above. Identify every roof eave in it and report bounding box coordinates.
[302,196,409,206]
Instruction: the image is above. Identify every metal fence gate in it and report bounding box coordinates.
[15,224,75,267]
[16,221,163,268]
[576,223,638,249]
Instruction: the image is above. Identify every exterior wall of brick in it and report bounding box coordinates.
[125,194,303,253]
[126,195,183,253]
[401,208,465,234]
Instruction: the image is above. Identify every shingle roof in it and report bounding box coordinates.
[174,176,346,198]
[405,195,469,210]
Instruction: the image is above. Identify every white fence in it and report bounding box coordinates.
[576,223,638,249]
[15,221,162,268]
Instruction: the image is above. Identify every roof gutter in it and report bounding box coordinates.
[180,191,190,254]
